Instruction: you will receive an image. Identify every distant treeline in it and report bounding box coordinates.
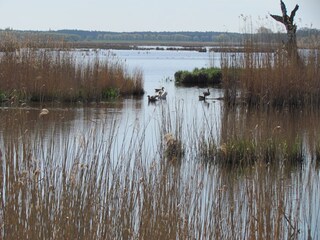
[56,30,243,43]
[0,28,319,46]
[55,29,320,45]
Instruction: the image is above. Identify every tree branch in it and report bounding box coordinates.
[270,14,284,24]
[289,4,299,23]
[280,0,287,18]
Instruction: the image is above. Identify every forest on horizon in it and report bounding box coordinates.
[0,28,319,47]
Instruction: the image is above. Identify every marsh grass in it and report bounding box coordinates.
[174,67,222,85]
[212,106,312,168]
[200,135,304,168]
[221,41,320,108]
[1,32,320,239]
[0,32,144,104]
[0,105,319,239]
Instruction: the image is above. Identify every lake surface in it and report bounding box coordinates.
[1,48,319,239]
[63,48,224,163]
[1,48,224,166]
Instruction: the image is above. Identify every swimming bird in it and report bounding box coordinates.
[155,87,164,93]
[157,87,167,99]
[199,95,206,101]
[147,95,158,103]
[203,88,210,97]
[158,88,165,96]
[159,91,167,100]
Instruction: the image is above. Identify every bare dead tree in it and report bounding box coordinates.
[270,1,300,59]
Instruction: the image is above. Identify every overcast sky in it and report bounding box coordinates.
[0,0,318,33]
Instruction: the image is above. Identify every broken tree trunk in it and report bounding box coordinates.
[270,0,301,61]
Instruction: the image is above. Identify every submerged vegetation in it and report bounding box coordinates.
[0,32,144,103]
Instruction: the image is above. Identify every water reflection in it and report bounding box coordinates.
[221,106,320,148]
[1,49,319,238]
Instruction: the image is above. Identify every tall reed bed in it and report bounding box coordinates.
[0,32,144,103]
[1,103,319,239]
[221,41,320,108]
[198,105,320,168]
[196,104,320,239]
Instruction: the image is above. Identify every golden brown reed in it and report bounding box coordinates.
[0,104,319,239]
[221,41,320,108]
[0,32,144,103]
[1,31,320,239]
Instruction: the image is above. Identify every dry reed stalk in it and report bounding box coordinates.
[0,33,144,103]
[222,40,320,108]
[0,106,319,239]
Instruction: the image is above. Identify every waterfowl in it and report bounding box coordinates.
[159,91,167,100]
[158,88,164,96]
[203,88,210,97]
[154,87,167,100]
[155,87,164,93]
[147,95,158,102]
[199,95,206,101]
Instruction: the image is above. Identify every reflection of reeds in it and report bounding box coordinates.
[0,32,144,103]
[216,107,308,168]
[0,106,319,239]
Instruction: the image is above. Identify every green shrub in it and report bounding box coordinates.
[102,87,120,100]
[174,67,222,85]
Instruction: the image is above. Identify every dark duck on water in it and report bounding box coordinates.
[147,95,158,103]
[199,88,210,101]
[203,88,210,97]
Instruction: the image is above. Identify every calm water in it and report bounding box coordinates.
[65,48,224,163]
[1,48,319,238]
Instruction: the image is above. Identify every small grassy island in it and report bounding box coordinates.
[174,67,222,85]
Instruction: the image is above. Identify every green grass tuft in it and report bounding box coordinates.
[174,67,222,85]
